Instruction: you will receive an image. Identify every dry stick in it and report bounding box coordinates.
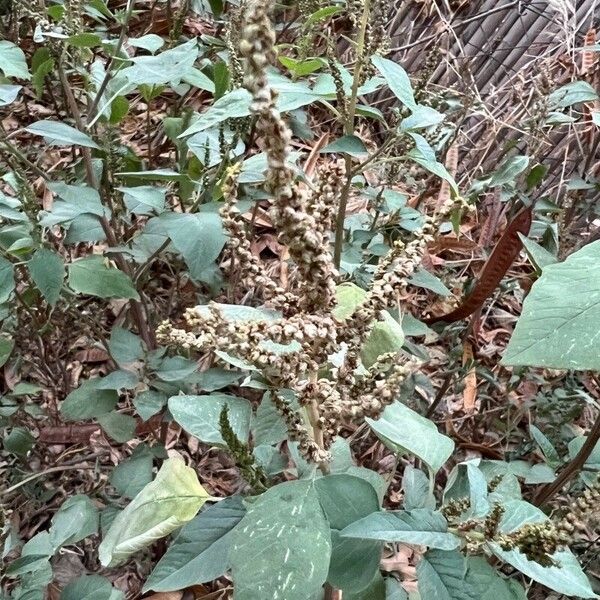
[534,408,600,506]
[57,62,155,349]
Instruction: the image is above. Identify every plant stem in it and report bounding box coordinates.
[333,0,371,269]
[57,60,155,349]
[534,408,600,506]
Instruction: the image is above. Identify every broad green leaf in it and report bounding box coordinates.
[68,256,139,300]
[408,134,458,193]
[279,56,325,77]
[25,121,99,149]
[305,5,343,26]
[60,378,118,421]
[108,327,144,367]
[529,424,561,468]
[503,240,600,369]
[230,480,331,600]
[97,411,137,443]
[61,575,124,600]
[401,105,445,130]
[409,269,451,296]
[155,356,198,382]
[444,461,490,518]
[180,88,252,136]
[144,496,246,592]
[0,256,15,303]
[0,41,30,79]
[385,578,409,600]
[169,393,252,445]
[402,465,436,510]
[160,212,226,281]
[489,156,530,187]
[341,509,459,550]
[0,336,14,367]
[333,283,405,366]
[99,458,209,567]
[489,546,596,598]
[49,495,99,549]
[366,401,454,472]
[128,34,164,53]
[194,368,244,392]
[0,84,21,106]
[252,392,289,446]
[121,38,198,85]
[550,81,599,108]
[372,55,416,110]
[518,234,558,272]
[67,33,102,48]
[117,186,165,215]
[321,135,368,158]
[28,248,65,306]
[315,474,381,592]
[417,550,526,600]
[3,427,35,455]
[40,183,104,227]
[109,445,154,498]
[133,390,167,421]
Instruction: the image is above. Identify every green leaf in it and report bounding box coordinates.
[61,575,124,600]
[160,212,226,281]
[97,411,136,443]
[0,256,15,303]
[230,480,331,600]
[25,121,99,149]
[109,445,154,498]
[418,550,526,600]
[529,425,561,468]
[41,183,104,227]
[0,336,14,367]
[28,248,65,306]
[144,496,246,592]
[108,327,144,367]
[550,81,599,108]
[518,234,558,272]
[361,311,405,367]
[372,55,416,110]
[503,240,600,369]
[169,393,252,445]
[117,186,165,215]
[402,465,436,510]
[67,33,103,48]
[128,34,164,53]
[366,401,454,472]
[0,84,21,106]
[489,156,530,187]
[305,5,343,26]
[3,427,35,455]
[121,38,198,85]
[60,378,118,421]
[155,356,198,381]
[401,104,445,130]
[49,495,99,549]
[133,390,167,421]
[408,134,458,193]
[109,95,129,124]
[409,268,451,296]
[321,135,368,158]
[68,256,139,300]
[489,546,596,598]
[99,458,209,567]
[341,509,459,550]
[0,41,30,79]
[315,474,381,592]
[32,57,54,98]
[252,392,289,446]
[279,56,325,77]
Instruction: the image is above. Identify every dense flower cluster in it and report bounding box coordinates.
[158,0,463,463]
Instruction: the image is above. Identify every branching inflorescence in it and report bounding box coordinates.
[157,0,458,465]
